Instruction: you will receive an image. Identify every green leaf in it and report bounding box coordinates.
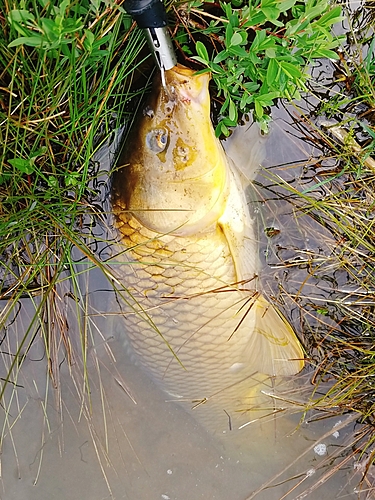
[41,18,59,40]
[31,147,47,159]
[8,36,44,48]
[210,62,224,74]
[181,45,193,56]
[279,61,302,79]
[66,172,80,187]
[265,48,276,58]
[221,95,230,114]
[302,2,329,23]
[192,56,209,67]
[59,0,70,15]
[261,0,275,8]
[240,92,249,109]
[243,11,266,27]
[192,68,211,76]
[225,22,233,48]
[228,45,248,58]
[257,91,279,103]
[215,121,229,137]
[243,81,259,92]
[310,48,339,60]
[213,50,229,64]
[8,9,35,23]
[261,7,282,24]
[228,98,237,121]
[84,29,95,51]
[8,158,34,175]
[266,58,278,86]
[314,6,343,28]
[278,0,297,12]
[47,176,59,188]
[230,32,243,46]
[195,41,209,62]
[254,100,264,118]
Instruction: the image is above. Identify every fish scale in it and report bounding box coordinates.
[112,64,304,430]
[114,210,256,380]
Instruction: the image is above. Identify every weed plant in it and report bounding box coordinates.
[175,0,344,134]
[0,0,149,437]
[298,6,375,424]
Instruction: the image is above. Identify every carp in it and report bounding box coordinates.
[112,65,304,429]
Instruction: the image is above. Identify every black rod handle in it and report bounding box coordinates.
[125,0,168,28]
[125,0,177,70]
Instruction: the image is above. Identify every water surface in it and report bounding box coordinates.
[0,104,369,500]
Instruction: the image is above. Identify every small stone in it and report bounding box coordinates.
[332,420,342,439]
[314,443,327,456]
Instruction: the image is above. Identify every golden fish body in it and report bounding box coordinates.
[112,65,304,427]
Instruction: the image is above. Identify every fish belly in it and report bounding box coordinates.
[112,208,266,427]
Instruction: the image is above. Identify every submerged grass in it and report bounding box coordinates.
[1,0,375,496]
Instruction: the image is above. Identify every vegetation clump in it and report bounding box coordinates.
[0,0,147,434]
[0,0,142,342]
[188,0,344,134]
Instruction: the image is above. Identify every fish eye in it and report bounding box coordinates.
[159,134,167,146]
[146,128,169,153]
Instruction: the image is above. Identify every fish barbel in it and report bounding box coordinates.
[112,65,304,427]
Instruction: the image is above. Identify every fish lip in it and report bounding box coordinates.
[163,64,211,106]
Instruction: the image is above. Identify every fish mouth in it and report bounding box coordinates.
[164,64,211,106]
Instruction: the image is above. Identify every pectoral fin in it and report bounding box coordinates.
[219,163,304,377]
[243,294,304,376]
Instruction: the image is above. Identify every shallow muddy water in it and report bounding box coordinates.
[0,105,370,500]
[0,283,362,500]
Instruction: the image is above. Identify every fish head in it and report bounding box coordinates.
[114,65,229,236]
